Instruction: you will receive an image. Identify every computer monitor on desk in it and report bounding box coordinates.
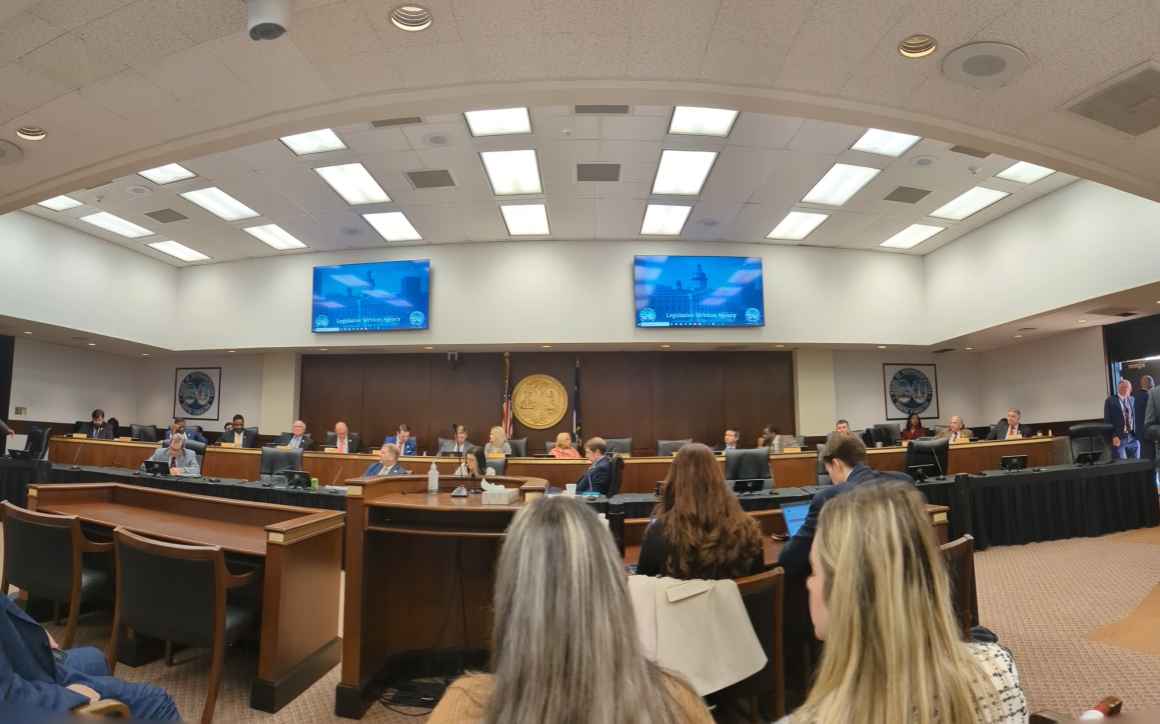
[905,437,948,480]
[142,460,169,476]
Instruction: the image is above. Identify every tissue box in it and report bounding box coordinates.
[481,488,520,505]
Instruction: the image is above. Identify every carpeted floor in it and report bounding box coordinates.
[5,527,1160,722]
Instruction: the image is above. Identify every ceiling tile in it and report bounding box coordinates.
[0,10,66,66]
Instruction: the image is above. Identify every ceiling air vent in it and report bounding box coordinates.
[949,145,990,158]
[884,186,931,204]
[145,209,188,223]
[1069,64,1160,136]
[406,170,455,189]
[577,163,620,182]
[575,104,629,114]
[931,348,956,354]
[372,116,423,128]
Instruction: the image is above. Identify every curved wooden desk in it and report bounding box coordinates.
[336,474,546,719]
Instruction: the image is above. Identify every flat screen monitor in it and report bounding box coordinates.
[312,259,430,333]
[782,501,811,537]
[634,255,764,328]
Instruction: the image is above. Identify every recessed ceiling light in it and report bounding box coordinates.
[767,211,829,240]
[541,344,553,349]
[228,350,236,353]
[22,331,31,335]
[141,353,150,357]
[964,346,974,351]
[669,106,739,137]
[16,126,46,141]
[315,163,390,205]
[180,187,259,221]
[661,344,672,349]
[898,33,937,58]
[501,203,550,236]
[1014,334,1023,339]
[244,224,307,250]
[480,150,543,195]
[641,204,692,236]
[363,211,422,241]
[802,163,880,206]
[652,150,717,195]
[930,186,1009,220]
[423,346,434,350]
[320,348,328,352]
[880,223,945,249]
[138,163,196,185]
[851,128,922,157]
[390,4,432,31]
[148,240,210,262]
[1077,319,1087,324]
[996,161,1055,184]
[775,344,785,348]
[464,107,531,136]
[86,342,96,347]
[877,345,888,349]
[279,128,346,156]
[79,211,153,238]
[37,195,83,211]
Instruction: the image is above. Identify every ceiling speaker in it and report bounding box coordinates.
[0,140,24,166]
[942,42,1029,89]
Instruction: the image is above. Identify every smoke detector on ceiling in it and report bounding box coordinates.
[942,42,1029,89]
[0,140,24,166]
[126,185,152,197]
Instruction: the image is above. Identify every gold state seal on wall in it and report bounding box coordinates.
[512,374,569,429]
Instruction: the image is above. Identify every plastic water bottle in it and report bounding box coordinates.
[427,461,439,494]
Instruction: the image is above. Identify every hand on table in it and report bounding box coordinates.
[1113,436,1121,447]
[66,683,100,703]
[170,467,182,476]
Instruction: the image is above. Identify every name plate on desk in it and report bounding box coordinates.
[116,436,133,442]
[950,438,970,444]
[324,447,340,453]
[781,447,802,453]
[71,433,88,439]
[219,442,237,448]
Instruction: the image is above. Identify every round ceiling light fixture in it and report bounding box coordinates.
[17,126,47,141]
[898,34,937,59]
[390,5,432,32]
[941,41,1029,89]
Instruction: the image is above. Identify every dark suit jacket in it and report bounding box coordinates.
[1104,395,1136,436]
[0,595,90,711]
[220,428,258,448]
[326,433,362,454]
[384,436,418,456]
[986,422,1027,440]
[777,464,914,578]
[82,422,114,440]
[576,455,612,496]
[364,461,408,477]
[278,434,313,451]
[1133,390,1149,433]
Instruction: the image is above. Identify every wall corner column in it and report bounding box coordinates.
[793,349,836,437]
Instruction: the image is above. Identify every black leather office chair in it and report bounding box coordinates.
[185,439,207,458]
[607,455,625,496]
[437,437,453,454]
[130,424,158,442]
[604,437,632,455]
[1068,423,1114,463]
[714,568,786,721]
[506,437,526,457]
[725,448,773,486]
[815,443,831,485]
[870,423,901,446]
[656,438,691,456]
[484,457,507,476]
[905,437,949,478]
[108,528,256,724]
[23,426,51,460]
[260,447,303,475]
[0,502,113,649]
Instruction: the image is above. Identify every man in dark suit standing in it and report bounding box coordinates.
[575,437,612,495]
[1134,375,1154,459]
[81,410,114,440]
[1105,378,1141,459]
[0,594,179,719]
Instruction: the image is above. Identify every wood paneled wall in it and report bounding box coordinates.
[298,351,795,455]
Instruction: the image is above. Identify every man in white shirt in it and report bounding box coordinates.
[331,421,359,454]
[286,420,312,450]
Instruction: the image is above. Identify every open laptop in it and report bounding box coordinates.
[781,501,811,537]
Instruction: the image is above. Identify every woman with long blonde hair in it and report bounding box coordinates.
[783,480,1026,724]
[428,496,712,724]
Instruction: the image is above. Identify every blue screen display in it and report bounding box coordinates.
[312,259,430,333]
[634,255,764,328]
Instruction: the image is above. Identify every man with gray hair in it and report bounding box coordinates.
[987,408,1024,440]
[144,433,200,476]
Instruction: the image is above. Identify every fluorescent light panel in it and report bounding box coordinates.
[480,149,543,195]
[180,187,259,221]
[652,150,717,195]
[363,211,422,242]
[148,240,209,261]
[641,204,692,235]
[880,223,944,249]
[996,161,1056,184]
[37,195,83,211]
[279,128,346,155]
[500,204,550,235]
[243,224,307,250]
[314,163,390,205]
[464,107,531,136]
[851,128,922,157]
[79,211,153,238]
[669,106,739,137]
[137,163,196,184]
[802,163,880,206]
[930,186,1009,220]
[767,211,829,240]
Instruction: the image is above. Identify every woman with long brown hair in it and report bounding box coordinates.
[636,442,765,579]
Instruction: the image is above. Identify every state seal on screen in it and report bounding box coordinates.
[638,307,657,324]
[177,371,216,417]
[409,310,425,328]
[512,374,569,430]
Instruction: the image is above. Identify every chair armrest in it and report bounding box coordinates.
[73,698,130,717]
[81,539,113,553]
[225,570,255,590]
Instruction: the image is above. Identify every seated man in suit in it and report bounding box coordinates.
[220,414,257,448]
[365,443,409,477]
[987,408,1025,440]
[384,424,418,456]
[163,417,207,445]
[935,415,972,443]
[438,425,471,456]
[575,437,612,496]
[81,409,114,440]
[0,594,179,719]
[329,421,360,454]
[284,420,313,450]
[1105,379,1141,460]
[777,434,913,579]
[715,426,740,452]
[144,434,200,476]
